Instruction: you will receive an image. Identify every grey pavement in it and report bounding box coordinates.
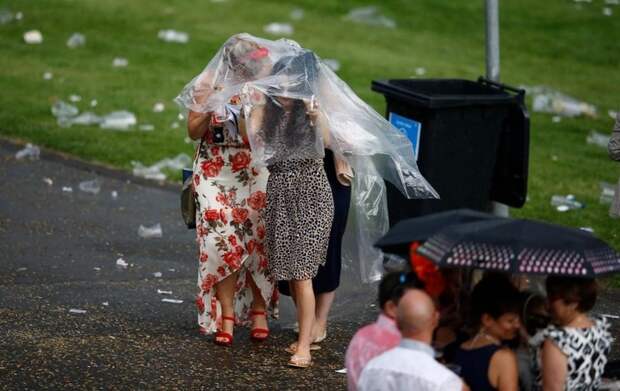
[0,139,377,390]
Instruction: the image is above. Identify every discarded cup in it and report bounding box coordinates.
[66,33,85,48]
[69,309,87,314]
[43,71,53,80]
[529,86,597,118]
[138,223,163,239]
[335,368,347,374]
[100,111,137,130]
[139,123,155,132]
[158,29,189,43]
[102,302,109,307]
[263,22,294,36]
[157,289,173,295]
[62,186,73,193]
[550,194,584,211]
[116,257,129,268]
[58,111,102,128]
[24,30,43,44]
[15,143,40,160]
[161,298,183,304]
[415,67,427,76]
[153,102,165,112]
[93,267,101,271]
[43,177,53,186]
[600,182,616,204]
[603,7,613,15]
[343,6,396,28]
[153,272,163,278]
[78,179,102,195]
[90,99,98,107]
[586,130,610,149]
[111,190,118,200]
[112,57,128,68]
[290,8,305,20]
[51,100,79,118]
[69,94,82,102]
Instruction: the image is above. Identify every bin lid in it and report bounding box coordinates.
[371,79,522,108]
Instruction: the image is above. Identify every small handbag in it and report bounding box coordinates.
[180,138,204,229]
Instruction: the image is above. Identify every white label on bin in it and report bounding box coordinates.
[389,112,422,160]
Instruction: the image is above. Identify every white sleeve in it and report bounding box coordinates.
[439,375,464,391]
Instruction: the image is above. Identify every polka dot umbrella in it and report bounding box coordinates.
[417,218,620,277]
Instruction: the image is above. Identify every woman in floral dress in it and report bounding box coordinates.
[185,36,277,345]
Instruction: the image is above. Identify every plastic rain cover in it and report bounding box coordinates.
[176,33,438,283]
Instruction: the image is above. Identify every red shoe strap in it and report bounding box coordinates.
[222,315,235,322]
[250,310,266,317]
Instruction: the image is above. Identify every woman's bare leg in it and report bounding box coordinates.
[290,279,315,359]
[314,290,335,340]
[214,271,238,341]
[247,273,268,337]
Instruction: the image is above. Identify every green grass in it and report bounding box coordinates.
[1,0,619,258]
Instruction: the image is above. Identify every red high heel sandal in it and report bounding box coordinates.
[214,315,235,347]
[250,310,270,342]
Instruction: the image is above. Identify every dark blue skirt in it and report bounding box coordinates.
[278,149,351,294]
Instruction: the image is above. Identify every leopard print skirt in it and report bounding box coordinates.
[265,159,334,281]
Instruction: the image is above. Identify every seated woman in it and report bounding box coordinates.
[452,273,521,391]
[530,276,612,391]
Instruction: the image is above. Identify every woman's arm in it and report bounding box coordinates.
[187,110,212,140]
[490,348,519,391]
[541,339,567,391]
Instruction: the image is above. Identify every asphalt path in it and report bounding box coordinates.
[0,139,377,390]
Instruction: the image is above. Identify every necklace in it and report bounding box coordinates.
[469,329,501,348]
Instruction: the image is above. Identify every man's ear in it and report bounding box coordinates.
[384,300,397,318]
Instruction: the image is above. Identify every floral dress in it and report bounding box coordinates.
[193,112,277,335]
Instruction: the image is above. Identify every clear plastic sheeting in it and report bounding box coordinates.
[131,153,191,181]
[175,33,438,282]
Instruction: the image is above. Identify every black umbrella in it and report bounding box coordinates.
[417,218,620,277]
[375,209,500,257]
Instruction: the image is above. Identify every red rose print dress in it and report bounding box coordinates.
[193,113,277,335]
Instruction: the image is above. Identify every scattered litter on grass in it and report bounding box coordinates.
[153,272,163,278]
[66,33,85,48]
[343,6,396,28]
[153,102,165,112]
[322,59,341,72]
[15,143,40,160]
[15,11,22,21]
[43,71,53,80]
[415,67,427,76]
[168,268,176,272]
[69,94,81,102]
[139,123,155,132]
[90,99,98,107]
[100,110,137,130]
[263,22,294,36]
[111,190,118,200]
[586,130,610,148]
[16,267,27,272]
[158,29,189,43]
[605,0,620,4]
[131,153,191,181]
[78,179,102,194]
[525,86,597,118]
[552,116,562,123]
[116,257,129,268]
[335,368,347,374]
[58,111,102,128]
[69,308,87,314]
[177,113,185,121]
[184,137,192,144]
[600,182,616,204]
[171,121,181,129]
[580,227,594,233]
[23,30,42,44]
[290,8,304,20]
[138,223,163,239]
[51,100,79,118]
[157,289,173,295]
[603,7,613,15]
[93,267,101,271]
[43,177,53,186]
[62,186,73,193]
[550,194,584,212]
[102,302,109,307]
[112,57,128,68]
[610,110,619,119]
[162,298,183,304]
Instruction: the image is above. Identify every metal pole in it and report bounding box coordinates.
[485,0,509,217]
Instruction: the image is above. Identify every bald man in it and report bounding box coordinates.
[358,289,467,391]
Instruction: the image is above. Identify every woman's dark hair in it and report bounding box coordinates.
[378,271,425,310]
[520,291,550,336]
[470,273,521,325]
[546,276,598,312]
